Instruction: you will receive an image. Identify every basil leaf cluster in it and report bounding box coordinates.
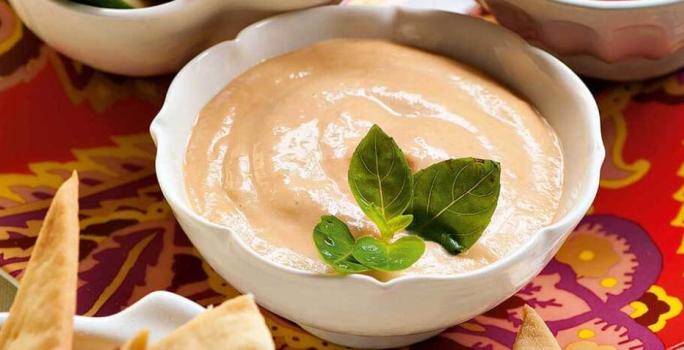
[315,125,423,272]
[313,124,501,274]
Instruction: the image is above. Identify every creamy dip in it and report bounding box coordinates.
[184,39,563,277]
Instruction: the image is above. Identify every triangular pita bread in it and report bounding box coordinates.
[121,330,149,350]
[0,172,80,350]
[512,305,561,350]
[147,294,274,350]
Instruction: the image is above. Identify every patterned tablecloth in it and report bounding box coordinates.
[2,1,684,349]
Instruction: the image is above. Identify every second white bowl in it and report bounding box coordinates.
[8,0,331,76]
[151,6,604,348]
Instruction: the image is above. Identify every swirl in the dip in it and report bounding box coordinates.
[184,39,563,277]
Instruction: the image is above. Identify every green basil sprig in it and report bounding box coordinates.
[312,124,501,274]
[410,158,501,254]
[314,125,423,272]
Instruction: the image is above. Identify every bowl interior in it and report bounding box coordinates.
[152,5,603,282]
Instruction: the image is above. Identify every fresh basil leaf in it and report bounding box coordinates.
[313,215,369,273]
[348,125,413,239]
[352,235,425,272]
[410,158,500,254]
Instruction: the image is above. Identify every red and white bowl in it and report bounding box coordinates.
[483,0,684,81]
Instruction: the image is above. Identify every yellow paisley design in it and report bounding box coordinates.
[268,316,350,350]
[654,72,684,96]
[629,300,649,319]
[0,1,22,54]
[629,285,683,332]
[48,51,164,112]
[672,160,684,229]
[0,134,157,278]
[0,133,337,345]
[597,84,650,189]
[0,221,45,276]
[84,233,157,316]
[0,134,155,206]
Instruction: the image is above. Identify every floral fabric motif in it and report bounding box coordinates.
[418,215,671,350]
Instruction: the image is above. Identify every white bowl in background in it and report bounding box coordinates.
[0,291,204,350]
[151,6,604,348]
[482,0,684,81]
[7,0,331,76]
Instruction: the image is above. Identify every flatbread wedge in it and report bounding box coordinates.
[147,294,274,350]
[121,330,149,350]
[0,172,80,350]
[512,305,561,350]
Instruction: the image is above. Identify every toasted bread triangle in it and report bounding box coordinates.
[121,330,149,350]
[0,172,80,350]
[513,305,561,350]
[147,294,274,350]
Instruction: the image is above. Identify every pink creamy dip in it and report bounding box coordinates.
[184,39,564,277]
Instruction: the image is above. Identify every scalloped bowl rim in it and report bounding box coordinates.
[151,5,604,290]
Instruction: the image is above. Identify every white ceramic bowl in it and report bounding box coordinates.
[151,6,604,348]
[482,0,684,81]
[0,291,204,350]
[8,0,330,76]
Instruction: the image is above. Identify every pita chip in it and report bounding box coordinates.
[0,172,80,350]
[121,330,149,350]
[513,305,561,350]
[148,294,274,350]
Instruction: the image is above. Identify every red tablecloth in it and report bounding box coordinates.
[1,1,683,349]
